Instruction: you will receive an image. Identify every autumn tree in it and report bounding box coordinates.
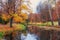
[0,0,31,25]
[0,0,10,24]
[37,1,51,22]
[56,0,60,25]
[37,0,55,25]
[0,0,31,40]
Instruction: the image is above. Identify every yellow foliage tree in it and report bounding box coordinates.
[13,0,31,23]
[1,14,10,21]
[1,0,32,23]
[21,4,29,10]
[20,13,28,19]
[13,13,28,23]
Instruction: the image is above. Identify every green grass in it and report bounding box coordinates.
[28,21,58,26]
[13,24,26,30]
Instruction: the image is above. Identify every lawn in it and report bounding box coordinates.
[28,21,58,26]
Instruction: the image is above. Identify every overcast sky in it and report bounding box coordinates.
[30,0,47,13]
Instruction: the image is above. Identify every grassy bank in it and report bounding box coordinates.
[28,21,58,26]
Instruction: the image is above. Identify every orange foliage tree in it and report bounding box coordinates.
[12,0,31,23]
[0,0,31,24]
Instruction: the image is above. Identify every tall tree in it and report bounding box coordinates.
[55,0,60,25]
[0,0,31,24]
[48,0,54,25]
[37,0,54,25]
[37,1,51,22]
